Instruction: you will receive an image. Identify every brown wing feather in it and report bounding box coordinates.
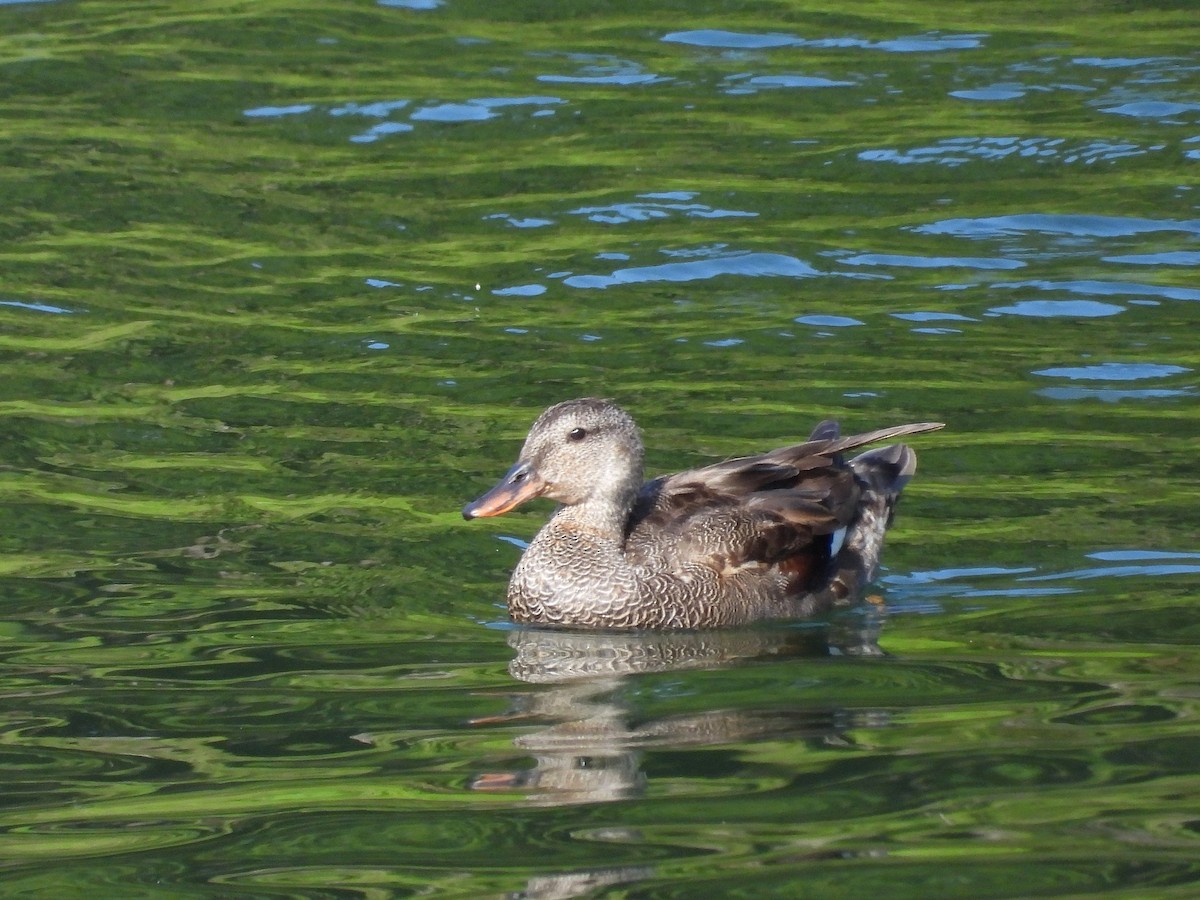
[660,422,943,493]
[758,421,944,467]
[625,420,943,577]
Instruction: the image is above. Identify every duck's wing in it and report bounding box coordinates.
[755,421,945,470]
[641,420,943,509]
[626,420,943,575]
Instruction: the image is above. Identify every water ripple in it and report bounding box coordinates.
[892,566,1038,584]
[1089,550,1200,562]
[916,214,1200,239]
[484,213,556,229]
[995,278,1200,302]
[722,73,855,94]
[537,54,669,86]
[568,192,757,224]
[348,121,414,142]
[840,253,1022,270]
[889,551,1200,596]
[1023,562,1200,581]
[243,104,316,118]
[891,311,979,323]
[245,95,565,142]
[987,300,1125,318]
[1103,251,1200,266]
[1,299,78,314]
[1036,386,1194,402]
[411,96,565,122]
[662,30,985,53]
[562,251,819,289]
[860,136,1154,167]
[329,99,411,118]
[881,566,1076,603]
[950,85,1029,101]
[1072,56,1180,69]
[794,314,863,328]
[1101,100,1200,120]
[492,284,546,297]
[1032,363,1190,381]
[540,73,667,85]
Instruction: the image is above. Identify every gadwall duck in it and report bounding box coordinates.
[464,399,943,630]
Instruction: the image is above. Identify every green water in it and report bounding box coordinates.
[2,0,1199,895]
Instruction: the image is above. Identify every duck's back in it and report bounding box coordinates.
[623,446,856,595]
[622,419,941,599]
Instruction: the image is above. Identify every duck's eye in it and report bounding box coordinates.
[567,427,588,442]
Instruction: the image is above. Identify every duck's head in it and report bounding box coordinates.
[463,398,645,519]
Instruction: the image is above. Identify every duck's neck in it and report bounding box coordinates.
[550,496,632,544]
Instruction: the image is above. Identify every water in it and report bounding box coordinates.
[2,0,1198,895]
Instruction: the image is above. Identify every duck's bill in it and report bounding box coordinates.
[462,463,544,519]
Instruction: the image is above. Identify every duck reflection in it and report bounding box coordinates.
[471,613,887,807]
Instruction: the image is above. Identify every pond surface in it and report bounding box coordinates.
[2,0,1199,895]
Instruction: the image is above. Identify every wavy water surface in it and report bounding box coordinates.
[1,0,1198,896]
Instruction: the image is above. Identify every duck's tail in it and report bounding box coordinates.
[793,443,918,616]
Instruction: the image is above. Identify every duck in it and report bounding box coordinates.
[463,398,943,630]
